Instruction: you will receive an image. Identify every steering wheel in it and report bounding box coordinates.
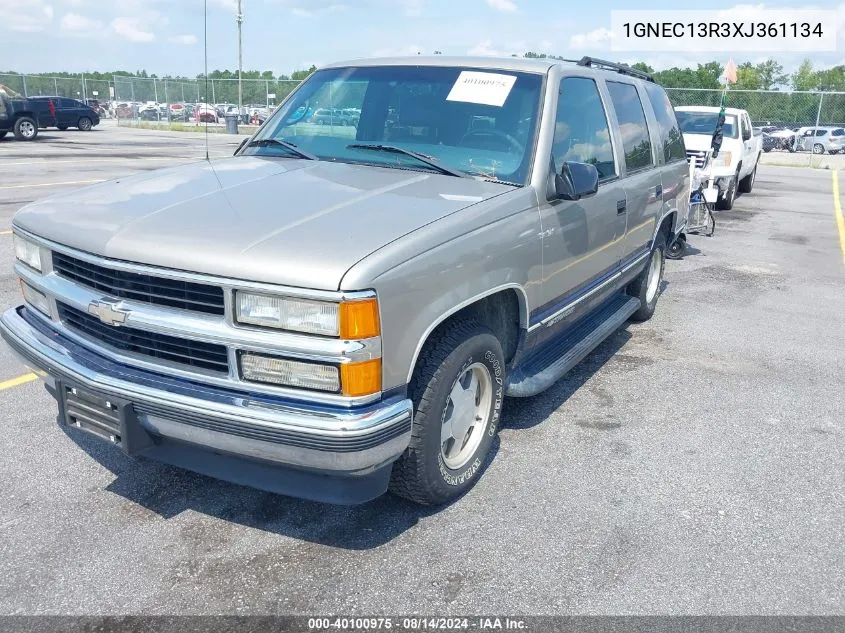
[459,129,524,155]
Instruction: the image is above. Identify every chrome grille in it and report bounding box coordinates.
[686,150,707,168]
[52,251,225,315]
[58,303,229,373]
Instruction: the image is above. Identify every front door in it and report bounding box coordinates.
[534,75,627,332]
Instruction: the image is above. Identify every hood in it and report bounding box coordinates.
[681,133,724,152]
[14,157,510,290]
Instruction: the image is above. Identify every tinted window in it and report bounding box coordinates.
[644,83,685,163]
[606,81,653,172]
[59,99,75,108]
[832,129,844,137]
[551,77,616,180]
[815,129,828,136]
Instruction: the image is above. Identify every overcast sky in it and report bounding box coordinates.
[2,0,844,76]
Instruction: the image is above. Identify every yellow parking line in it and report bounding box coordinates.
[0,373,38,390]
[0,230,11,235]
[833,171,845,265]
[0,179,105,191]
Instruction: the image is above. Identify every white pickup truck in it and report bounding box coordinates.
[675,105,762,210]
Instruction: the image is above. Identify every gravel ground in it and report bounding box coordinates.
[0,124,842,616]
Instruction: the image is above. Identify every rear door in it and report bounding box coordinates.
[58,99,78,126]
[604,80,662,260]
[644,82,688,237]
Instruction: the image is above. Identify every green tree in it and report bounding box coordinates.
[792,59,818,91]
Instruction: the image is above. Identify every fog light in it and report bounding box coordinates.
[340,359,382,397]
[240,353,340,392]
[20,281,50,316]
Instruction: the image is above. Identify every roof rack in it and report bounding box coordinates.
[576,56,655,83]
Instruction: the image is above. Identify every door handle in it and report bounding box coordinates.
[655,184,662,198]
[616,199,627,214]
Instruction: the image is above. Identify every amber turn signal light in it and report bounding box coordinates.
[340,359,382,397]
[339,298,380,340]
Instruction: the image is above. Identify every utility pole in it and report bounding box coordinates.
[237,0,244,118]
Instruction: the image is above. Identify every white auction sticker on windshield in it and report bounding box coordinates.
[446,71,517,107]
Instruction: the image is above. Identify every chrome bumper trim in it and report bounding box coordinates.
[1,306,412,473]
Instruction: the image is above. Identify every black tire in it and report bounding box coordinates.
[389,320,505,506]
[666,234,686,260]
[0,131,6,140]
[763,147,771,152]
[628,231,666,322]
[13,117,38,141]
[78,117,93,131]
[830,150,839,155]
[716,169,739,210]
[738,162,757,194]
[812,143,824,155]
[57,124,68,131]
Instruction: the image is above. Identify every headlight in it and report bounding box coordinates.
[240,353,340,392]
[236,292,380,339]
[712,151,732,168]
[20,281,50,316]
[13,234,42,272]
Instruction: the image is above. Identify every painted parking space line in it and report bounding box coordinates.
[834,171,845,265]
[0,373,38,390]
[0,229,11,235]
[0,179,106,191]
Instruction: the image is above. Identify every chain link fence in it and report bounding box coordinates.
[665,88,845,128]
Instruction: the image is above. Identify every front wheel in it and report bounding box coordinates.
[0,131,7,140]
[57,124,69,131]
[78,117,93,131]
[738,163,757,193]
[628,232,666,322]
[717,170,739,210]
[813,143,824,155]
[13,117,38,141]
[389,320,505,506]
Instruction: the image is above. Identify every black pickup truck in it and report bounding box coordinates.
[0,93,57,141]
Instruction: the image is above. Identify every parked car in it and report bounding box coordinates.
[676,105,762,210]
[2,56,687,505]
[28,96,99,131]
[194,103,218,123]
[767,126,797,150]
[792,126,845,154]
[0,93,56,140]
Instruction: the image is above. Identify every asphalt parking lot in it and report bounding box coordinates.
[0,124,843,616]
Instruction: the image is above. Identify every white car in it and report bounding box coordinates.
[675,106,762,210]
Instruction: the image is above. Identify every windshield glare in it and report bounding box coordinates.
[676,111,738,139]
[245,66,544,184]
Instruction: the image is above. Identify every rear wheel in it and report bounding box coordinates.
[831,150,840,155]
[813,143,824,154]
[389,320,504,506]
[13,117,37,141]
[628,232,666,322]
[0,131,7,140]
[57,124,68,131]
[78,117,93,131]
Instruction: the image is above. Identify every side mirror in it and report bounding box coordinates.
[742,128,751,141]
[555,161,599,200]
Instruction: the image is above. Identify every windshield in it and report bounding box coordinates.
[243,65,544,184]
[675,111,738,139]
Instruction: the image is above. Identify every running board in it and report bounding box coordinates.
[506,295,641,398]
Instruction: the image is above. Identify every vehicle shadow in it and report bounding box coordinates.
[56,321,636,548]
[501,327,632,430]
[59,409,502,549]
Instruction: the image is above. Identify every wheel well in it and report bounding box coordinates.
[422,289,523,365]
[658,212,675,243]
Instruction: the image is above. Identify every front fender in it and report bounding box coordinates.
[340,189,542,391]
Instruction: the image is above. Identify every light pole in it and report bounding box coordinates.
[237,0,244,118]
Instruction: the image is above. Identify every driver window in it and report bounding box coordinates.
[552,77,616,181]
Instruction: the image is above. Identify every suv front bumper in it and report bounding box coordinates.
[0,306,413,504]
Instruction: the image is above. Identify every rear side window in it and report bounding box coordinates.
[832,129,844,136]
[606,81,654,173]
[644,82,685,163]
[60,99,75,108]
[551,77,617,181]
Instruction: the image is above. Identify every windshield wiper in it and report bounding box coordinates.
[246,138,317,160]
[346,144,470,178]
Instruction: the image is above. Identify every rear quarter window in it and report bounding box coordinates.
[644,82,686,163]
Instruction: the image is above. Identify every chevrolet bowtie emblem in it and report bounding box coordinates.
[87,299,129,326]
